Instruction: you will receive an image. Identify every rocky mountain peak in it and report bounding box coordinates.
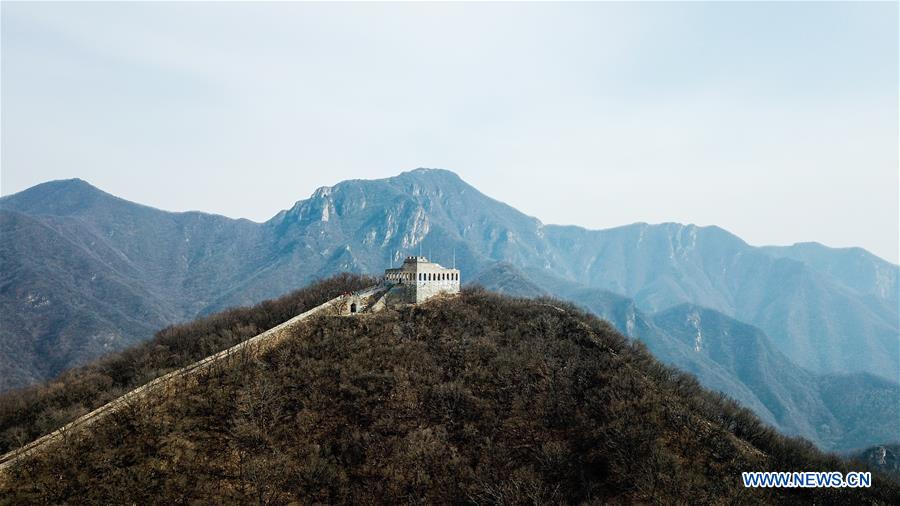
[311,185,333,199]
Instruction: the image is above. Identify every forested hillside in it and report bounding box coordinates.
[0,274,374,455]
[1,288,895,504]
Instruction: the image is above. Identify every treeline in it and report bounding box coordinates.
[3,288,897,503]
[0,273,375,455]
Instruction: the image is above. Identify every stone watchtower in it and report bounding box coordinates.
[383,256,460,304]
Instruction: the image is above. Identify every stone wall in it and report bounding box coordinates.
[0,289,368,474]
[336,286,387,315]
[414,278,460,303]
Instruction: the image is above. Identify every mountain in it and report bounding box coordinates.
[278,171,899,381]
[467,262,548,298]
[0,209,174,387]
[3,170,895,385]
[2,288,897,503]
[647,304,898,452]
[538,223,899,381]
[0,178,269,314]
[0,172,563,388]
[0,180,267,389]
[761,242,898,308]
[470,262,898,451]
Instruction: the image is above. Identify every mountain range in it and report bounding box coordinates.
[1,168,897,451]
[470,262,898,451]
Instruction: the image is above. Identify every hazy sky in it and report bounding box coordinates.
[2,2,897,262]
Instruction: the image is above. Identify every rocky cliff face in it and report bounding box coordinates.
[849,444,900,479]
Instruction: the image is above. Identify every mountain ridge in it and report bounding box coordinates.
[12,174,896,268]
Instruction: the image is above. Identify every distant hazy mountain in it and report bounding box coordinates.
[648,304,898,451]
[467,262,548,298]
[0,180,268,388]
[761,242,898,308]
[0,209,172,387]
[542,224,898,380]
[470,261,898,451]
[1,169,897,450]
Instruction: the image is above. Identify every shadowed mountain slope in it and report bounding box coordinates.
[0,210,173,388]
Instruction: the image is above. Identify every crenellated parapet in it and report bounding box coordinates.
[383,256,460,304]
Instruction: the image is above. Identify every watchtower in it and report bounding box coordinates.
[383,256,460,304]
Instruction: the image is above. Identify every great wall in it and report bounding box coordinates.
[0,256,462,474]
[0,285,386,474]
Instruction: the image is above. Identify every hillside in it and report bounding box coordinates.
[0,180,268,390]
[0,209,177,388]
[1,169,896,390]
[0,274,374,455]
[1,288,896,504]
[849,444,900,479]
[648,305,898,452]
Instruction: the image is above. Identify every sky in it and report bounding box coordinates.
[2,2,897,262]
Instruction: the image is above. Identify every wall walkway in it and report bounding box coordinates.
[0,285,379,474]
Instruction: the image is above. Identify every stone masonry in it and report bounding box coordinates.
[383,256,460,304]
